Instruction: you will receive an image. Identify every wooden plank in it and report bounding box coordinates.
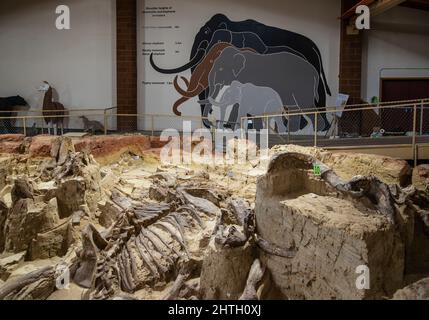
[370,0,407,16]
[341,0,376,20]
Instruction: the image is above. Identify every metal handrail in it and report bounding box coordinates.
[1,98,428,166]
[242,99,429,120]
[0,106,118,114]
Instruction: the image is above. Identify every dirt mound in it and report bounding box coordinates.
[271,145,412,187]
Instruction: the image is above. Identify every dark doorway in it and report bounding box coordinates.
[381,78,429,133]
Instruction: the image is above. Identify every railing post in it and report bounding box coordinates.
[287,113,291,144]
[240,117,244,139]
[420,99,424,136]
[413,104,417,167]
[314,112,318,147]
[151,115,154,137]
[23,117,27,137]
[103,111,108,135]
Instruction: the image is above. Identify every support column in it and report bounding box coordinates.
[339,0,363,105]
[116,0,137,131]
[338,0,364,136]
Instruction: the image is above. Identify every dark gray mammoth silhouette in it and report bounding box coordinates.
[202,47,324,132]
[207,81,288,133]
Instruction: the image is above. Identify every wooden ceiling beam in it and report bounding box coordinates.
[401,0,429,11]
[370,0,407,17]
[341,0,376,20]
[346,0,407,34]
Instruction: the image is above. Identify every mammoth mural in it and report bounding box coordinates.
[172,42,255,116]
[150,13,331,131]
[202,46,325,131]
[208,80,288,133]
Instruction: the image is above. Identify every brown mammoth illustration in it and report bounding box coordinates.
[173,42,255,116]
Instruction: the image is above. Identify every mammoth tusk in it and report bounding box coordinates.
[208,97,218,105]
[173,96,190,116]
[173,76,205,98]
[179,76,190,88]
[150,48,206,74]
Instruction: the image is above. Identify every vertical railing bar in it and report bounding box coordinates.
[420,99,424,136]
[23,117,27,137]
[104,109,108,135]
[314,112,318,147]
[412,104,417,167]
[151,115,154,137]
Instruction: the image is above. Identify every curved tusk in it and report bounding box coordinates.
[174,76,205,98]
[150,49,205,74]
[173,96,190,116]
[180,76,190,88]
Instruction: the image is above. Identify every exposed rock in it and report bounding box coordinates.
[74,135,152,165]
[97,200,122,228]
[149,172,176,187]
[28,136,57,158]
[239,259,265,300]
[36,181,57,202]
[0,265,56,300]
[179,189,221,217]
[0,200,7,252]
[0,185,12,209]
[322,151,412,188]
[255,152,412,299]
[1,134,427,301]
[0,168,7,191]
[413,165,429,191]
[227,198,252,226]
[100,169,120,190]
[71,211,83,226]
[29,221,73,260]
[0,251,26,281]
[26,135,154,165]
[56,137,75,166]
[271,145,412,187]
[149,186,169,202]
[182,188,222,207]
[392,278,429,300]
[11,177,34,204]
[56,178,86,219]
[226,138,259,164]
[0,134,25,154]
[4,198,60,253]
[200,239,254,300]
[402,187,429,279]
[73,224,108,289]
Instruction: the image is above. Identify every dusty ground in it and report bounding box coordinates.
[0,134,428,300]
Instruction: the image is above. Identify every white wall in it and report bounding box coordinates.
[362,6,429,102]
[0,0,116,119]
[138,0,341,130]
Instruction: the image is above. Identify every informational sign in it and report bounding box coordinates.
[313,164,321,176]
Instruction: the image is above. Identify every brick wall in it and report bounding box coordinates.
[339,0,363,105]
[339,0,368,136]
[116,0,137,131]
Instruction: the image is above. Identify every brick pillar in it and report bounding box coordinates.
[339,0,362,105]
[116,0,137,131]
[339,0,365,136]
